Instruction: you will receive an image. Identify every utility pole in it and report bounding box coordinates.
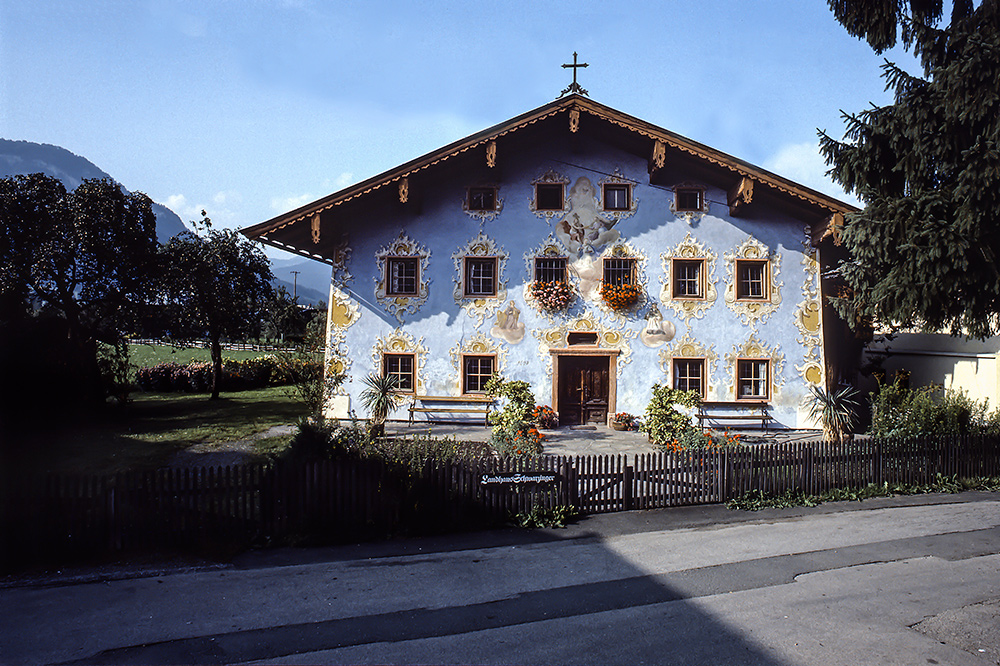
[290,270,300,300]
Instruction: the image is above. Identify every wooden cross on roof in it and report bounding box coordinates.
[559,52,589,97]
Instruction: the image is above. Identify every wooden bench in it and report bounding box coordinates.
[696,401,772,431]
[408,395,495,427]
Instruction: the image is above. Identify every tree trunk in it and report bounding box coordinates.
[210,331,223,400]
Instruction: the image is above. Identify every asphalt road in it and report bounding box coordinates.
[1,492,998,665]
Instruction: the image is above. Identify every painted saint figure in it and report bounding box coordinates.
[555,177,620,255]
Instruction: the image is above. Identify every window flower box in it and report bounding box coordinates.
[599,282,641,311]
[529,280,575,313]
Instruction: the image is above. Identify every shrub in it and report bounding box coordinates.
[662,428,742,453]
[806,384,860,441]
[642,384,701,446]
[486,376,544,457]
[869,376,999,438]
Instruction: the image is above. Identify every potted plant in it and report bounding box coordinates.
[360,373,404,438]
[610,412,640,431]
[599,282,642,311]
[806,384,860,442]
[529,280,575,313]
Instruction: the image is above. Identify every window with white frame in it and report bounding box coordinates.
[463,355,495,393]
[736,259,768,300]
[737,359,769,400]
[673,358,706,398]
[672,258,705,299]
[383,353,415,392]
[386,257,419,296]
[464,257,498,297]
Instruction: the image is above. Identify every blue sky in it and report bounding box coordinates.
[1,1,915,254]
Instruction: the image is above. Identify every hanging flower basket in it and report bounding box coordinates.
[599,282,642,311]
[529,280,575,313]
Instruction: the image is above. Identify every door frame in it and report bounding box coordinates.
[550,348,619,426]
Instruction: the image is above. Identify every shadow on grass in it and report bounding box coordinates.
[1,387,308,475]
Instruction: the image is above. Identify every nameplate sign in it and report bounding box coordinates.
[480,472,559,486]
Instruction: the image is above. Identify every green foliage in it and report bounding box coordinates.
[159,212,274,398]
[486,375,544,457]
[276,315,340,417]
[820,2,1000,337]
[511,504,578,528]
[726,473,998,511]
[869,376,1000,437]
[806,384,860,441]
[0,174,159,412]
[642,384,702,447]
[360,373,404,433]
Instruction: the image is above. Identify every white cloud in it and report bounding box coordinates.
[164,194,202,220]
[213,190,242,206]
[270,193,313,214]
[763,142,860,206]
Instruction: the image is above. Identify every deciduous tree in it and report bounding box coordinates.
[159,213,274,399]
[819,0,1000,338]
[0,174,159,409]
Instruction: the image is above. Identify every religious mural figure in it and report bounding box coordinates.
[490,300,526,344]
[555,177,620,255]
[639,305,676,348]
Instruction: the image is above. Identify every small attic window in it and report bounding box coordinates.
[675,187,704,212]
[468,187,497,211]
[603,183,631,211]
[536,183,564,211]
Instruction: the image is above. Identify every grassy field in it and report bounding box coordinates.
[128,342,278,369]
[1,345,317,475]
[7,386,308,475]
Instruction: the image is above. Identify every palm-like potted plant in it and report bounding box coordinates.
[806,384,860,442]
[360,373,404,438]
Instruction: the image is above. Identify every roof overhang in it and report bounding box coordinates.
[242,94,859,262]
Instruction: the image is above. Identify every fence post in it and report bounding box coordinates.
[623,465,634,511]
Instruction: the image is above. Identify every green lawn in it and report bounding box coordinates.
[7,386,307,475]
[128,342,279,369]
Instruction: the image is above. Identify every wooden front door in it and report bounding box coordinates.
[559,356,610,426]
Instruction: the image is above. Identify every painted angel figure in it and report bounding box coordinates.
[555,177,620,255]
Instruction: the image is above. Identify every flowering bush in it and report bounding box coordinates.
[533,405,559,429]
[610,412,641,430]
[530,280,575,312]
[599,282,642,310]
[661,429,742,454]
[486,376,544,457]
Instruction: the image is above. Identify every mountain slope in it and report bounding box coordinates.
[0,138,188,242]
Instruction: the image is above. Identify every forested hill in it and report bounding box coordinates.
[0,138,188,242]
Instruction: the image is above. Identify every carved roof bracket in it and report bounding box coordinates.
[728,177,754,217]
[650,140,666,173]
[398,178,409,204]
[811,211,845,247]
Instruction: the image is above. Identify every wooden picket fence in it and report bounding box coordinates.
[2,436,998,566]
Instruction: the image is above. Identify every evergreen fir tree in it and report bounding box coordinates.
[819,0,1000,338]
